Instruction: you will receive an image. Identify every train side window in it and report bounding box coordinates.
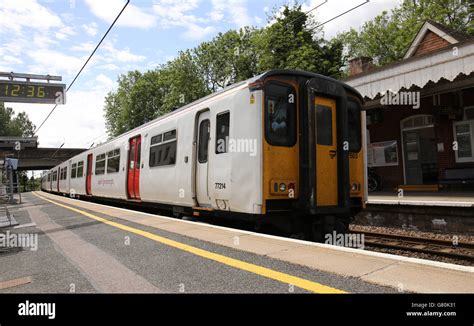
[63,167,67,180]
[316,105,333,146]
[71,163,77,179]
[198,119,210,163]
[348,99,362,152]
[215,112,230,154]
[265,82,296,147]
[95,153,106,175]
[107,149,121,173]
[47,174,51,182]
[149,130,177,167]
[77,161,84,178]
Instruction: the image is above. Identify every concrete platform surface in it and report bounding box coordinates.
[25,191,474,294]
[368,191,474,207]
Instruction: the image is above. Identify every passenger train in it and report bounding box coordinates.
[41,70,366,241]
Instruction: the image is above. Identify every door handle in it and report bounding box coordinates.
[329,150,337,158]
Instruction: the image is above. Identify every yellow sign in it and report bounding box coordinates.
[250,94,255,104]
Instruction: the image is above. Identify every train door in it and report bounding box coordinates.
[196,111,211,206]
[86,154,93,195]
[56,168,60,192]
[314,97,338,206]
[127,136,141,199]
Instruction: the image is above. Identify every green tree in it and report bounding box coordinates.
[194,27,259,92]
[0,102,35,137]
[255,4,345,76]
[337,0,473,67]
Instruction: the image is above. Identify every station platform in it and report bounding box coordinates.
[1,191,473,293]
[368,191,474,207]
[357,191,474,234]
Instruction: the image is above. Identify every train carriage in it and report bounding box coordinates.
[42,69,366,241]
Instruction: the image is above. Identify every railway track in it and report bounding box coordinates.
[354,230,474,262]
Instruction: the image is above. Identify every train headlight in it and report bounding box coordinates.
[279,183,287,192]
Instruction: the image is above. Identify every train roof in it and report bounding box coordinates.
[83,69,364,153]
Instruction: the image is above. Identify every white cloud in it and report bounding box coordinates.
[0,0,64,33]
[102,41,146,63]
[99,63,120,71]
[70,42,96,53]
[82,22,98,36]
[210,0,253,27]
[96,73,114,89]
[84,0,156,29]
[302,0,401,38]
[2,55,23,65]
[26,49,84,75]
[153,0,215,40]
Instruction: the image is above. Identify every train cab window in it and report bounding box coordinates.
[95,153,106,175]
[71,163,77,179]
[348,99,362,152]
[63,167,67,180]
[52,171,57,181]
[107,149,121,173]
[47,174,51,182]
[264,82,296,147]
[60,168,64,180]
[77,161,84,178]
[198,119,210,163]
[149,130,177,167]
[215,112,230,154]
[316,105,333,146]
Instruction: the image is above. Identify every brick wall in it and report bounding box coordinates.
[368,89,474,189]
[413,31,451,57]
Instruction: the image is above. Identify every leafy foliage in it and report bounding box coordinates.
[336,0,473,66]
[0,102,36,137]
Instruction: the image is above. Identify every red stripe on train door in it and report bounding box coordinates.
[127,135,141,199]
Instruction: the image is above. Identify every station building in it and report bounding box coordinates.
[345,21,474,190]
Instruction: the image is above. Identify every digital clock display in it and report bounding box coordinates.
[0,80,66,104]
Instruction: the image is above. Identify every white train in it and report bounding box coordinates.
[42,70,366,240]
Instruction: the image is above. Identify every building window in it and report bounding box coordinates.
[95,153,106,175]
[454,122,474,163]
[264,82,296,147]
[107,149,121,173]
[149,130,177,167]
[76,161,84,178]
[367,140,399,167]
[215,112,229,154]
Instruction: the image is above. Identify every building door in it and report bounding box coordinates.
[401,115,437,185]
[127,136,141,199]
[314,97,338,206]
[196,111,211,207]
[403,130,423,184]
[86,154,93,195]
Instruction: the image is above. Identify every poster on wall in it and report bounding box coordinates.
[367,141,399,167]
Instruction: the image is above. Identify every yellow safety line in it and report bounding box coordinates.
[32,192,347,294]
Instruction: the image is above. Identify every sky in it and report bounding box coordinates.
[0,0,400,149]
